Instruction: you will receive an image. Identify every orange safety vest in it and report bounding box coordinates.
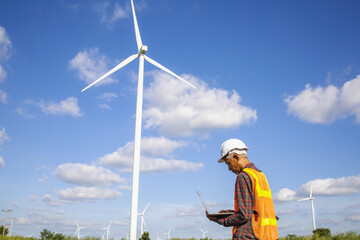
[233,168,278,240]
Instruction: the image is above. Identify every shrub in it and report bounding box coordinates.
[313,228,331,238]
[139,231,151,240]
[0,225,9,236]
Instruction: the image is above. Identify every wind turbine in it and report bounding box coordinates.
[9,218,15,237]
[74,220,86,240]
[102,222,112,240]
[81,1,196,240]
[298,184,316,231]
[199,228,208,239]
[163,227,172,240]
[138,202,150,235]
[27,233,34,238]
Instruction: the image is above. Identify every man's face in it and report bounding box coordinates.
[223,153,241,174]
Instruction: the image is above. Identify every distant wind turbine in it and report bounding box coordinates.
[199,228,208,239]
[102,222,112,240]
[81,1,196,240]
[163,227,172,240]
[74,220,86,240]
[9,218,15,237]
[298,184,316,231]
[138,202,150,235]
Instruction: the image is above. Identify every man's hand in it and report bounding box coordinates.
[206,211,218,222]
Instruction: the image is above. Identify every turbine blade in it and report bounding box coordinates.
[130,0,142,50]
[144,55,197,89]
[143,202,150,214]
[310,183,313,198]
[298,198,311,201]
[81,54,138,92]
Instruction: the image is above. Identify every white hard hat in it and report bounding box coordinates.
[218,139,249,163]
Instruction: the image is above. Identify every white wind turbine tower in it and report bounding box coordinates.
[199,228,208,239]
[81,1,196,240]
[74,220,86,240]
[102,222,112,240]
[138,202,150,235]
[9,218,15,237]
[163,227,172,240]
[298,183,316,231]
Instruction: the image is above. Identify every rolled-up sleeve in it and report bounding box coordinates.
[217,173,254,227]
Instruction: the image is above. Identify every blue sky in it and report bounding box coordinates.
[1,0,360,239]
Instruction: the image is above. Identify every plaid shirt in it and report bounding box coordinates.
[217,163,261,240]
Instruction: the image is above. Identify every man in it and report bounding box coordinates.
[207,139,278,240]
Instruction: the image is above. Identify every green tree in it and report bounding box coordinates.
[53,232,66,240]
[139,231,151,240]
[0,225,8,236]
[285,234,298,240]
[313,228,331,238]
[40,228,55,240]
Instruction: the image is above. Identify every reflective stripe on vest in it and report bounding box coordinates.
[243,168,272,199]
[261,218,277,226]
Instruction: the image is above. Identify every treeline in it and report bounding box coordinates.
[279,228,360,240]
[1,226,360,240]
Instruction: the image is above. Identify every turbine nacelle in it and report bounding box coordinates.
[139,45,148,55]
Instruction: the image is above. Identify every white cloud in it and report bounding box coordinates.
[25,97,82,117]
[347,215,360,222]
[0,26,11,85]
[55,163,125,186]
[37,176,49,182]
[299,176,360,196]
[57,187,122,201]
[15,107,35,118]
[277,209,296,215]
[0,89,8,103]
[111,220,128,226]
[0,65,7,83]
[273,188,297,201]
[173,207,202,217]
[0,25,12,62]
[99,103,111,109]
[0,156,4,168]
[28,195,38,201]
[274,174,360,201]
[284,75,360,123]
[94,1,128,25]
[98,92,118,102]
[100,136,203,172]
[69,47,118,87]
[0,127,10,145]
[98,92,118,109]
[143,71,257,137]
[42,194,62,206]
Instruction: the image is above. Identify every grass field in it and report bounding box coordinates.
[1,230,360,240]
